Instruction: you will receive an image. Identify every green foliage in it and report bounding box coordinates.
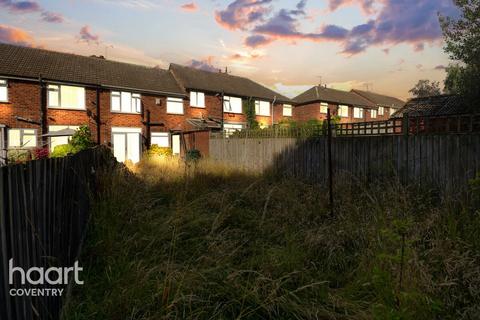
[7,149,32,164]
[440,0,480,105]
[444,63,464,94]
[185,149,201,162]
[243,99,259,129]
[409,80,442,98]
[69,125,95,151]
[144,144,172,158]
[50,144,77,158]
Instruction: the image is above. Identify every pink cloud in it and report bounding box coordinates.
[0,0,40,13]
[0,24,35,46]
[41,11,64,23]
[215,0,273,31]
[188,56,219,72]
[180,2,198,12]
[79,25,100,44]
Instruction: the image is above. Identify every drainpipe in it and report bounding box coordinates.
[221,90,225,131]
[145,109,151,150]
[96,87,101,145]
[39,76,48,147]
[271,95,277,126]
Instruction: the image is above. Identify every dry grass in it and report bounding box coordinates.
[63,156,480,320]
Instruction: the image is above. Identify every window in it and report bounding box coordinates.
[48,84,85,109]
[8,129,37,148]
[223,96,242,114]
[48,125,79,151]
[371,109,377,119]
[167,97,184,114]
[255,100,270,116]
[190,91,205,108]
[151,132,169,147]
[283,104,292,117]
[320,102,328,114]
[223,123,244,137]
[353,107,364,119]
[338,105,349,117]
[0,79,7,102]
[111,91,141,113]
[378,106,384,115]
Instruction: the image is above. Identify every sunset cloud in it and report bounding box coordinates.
[188,56,218,72]
[0,24,35,46]
[215,0,273,31]
[79,25,100,44]
[0,0,40,13]
[41,11,64,23]
[180,2,198,12]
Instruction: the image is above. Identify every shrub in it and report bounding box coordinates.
[7,149,32,164]
[70,125,95,151]
[34,147,49,160]
[144,144,172,158]
[50,144,77,158]
[185,149,201,162]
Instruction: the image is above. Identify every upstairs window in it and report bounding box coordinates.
[378,106,384,115]
[320,102,328,114]
[0,79,7,102]
[166,97,184,114]
[283,104,292,117]
[190,91,205,108]
[111,91,141,113]
[8,128,37,148]
[338,105,349,117]
[371,109,377,119]
[353,107,364,119]
[223,96,242,114]
[48,84,85,109]
[255,100,270,116]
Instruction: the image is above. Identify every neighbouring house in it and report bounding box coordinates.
[293,85,376,123]
[351,89,405,118]
[390,95,476,133]
[0,43,186,164]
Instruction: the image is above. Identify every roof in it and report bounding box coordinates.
[293,85,375,108]
[351,89,405,109]
[391,95,469,118]
[186,117,222,130]
[0,43,185,96]
[169,63,291,103]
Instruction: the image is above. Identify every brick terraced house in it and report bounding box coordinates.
[351,89,405,119]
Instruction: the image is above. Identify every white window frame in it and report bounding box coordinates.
[190,91,205,108]
[255,100,271,116]
[371,109,377,119]
[223,96,242,114]
[0,79,8,102]
[320,102,328,114]
[47,84,86,110]
[223,123,244,137]
[151,132,170,148]
[166,97,184,114]
[353,107,364,119]
[8,128,37,148]
[378,106,384,116]
[111,91,141,114]
[283,104,292,117]
[338,105,349,118]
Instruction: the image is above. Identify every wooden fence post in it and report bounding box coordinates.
[327,108,334,216]
[402,112,409,184]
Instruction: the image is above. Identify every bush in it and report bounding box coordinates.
[185,149,201,162]
[70,125,95,151]
[50,144,77,158]
[34,147,49,160]
[7,149,32,164]
[144,145,172,158]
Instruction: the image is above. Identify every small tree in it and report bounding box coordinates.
[244,99,259,129]
[409,80,442,98]
[443,64,464,94]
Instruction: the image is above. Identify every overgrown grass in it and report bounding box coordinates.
[63,157,480,319]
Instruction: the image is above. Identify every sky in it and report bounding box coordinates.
[0,0,460,100]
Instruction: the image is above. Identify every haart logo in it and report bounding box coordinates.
[8,259,83,297]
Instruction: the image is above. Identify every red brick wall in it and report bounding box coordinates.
[0,80,41,130]
[293,102,388,124]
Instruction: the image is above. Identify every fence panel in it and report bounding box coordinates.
[0,146,114,320]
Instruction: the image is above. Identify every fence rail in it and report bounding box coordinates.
[0,147,114,320]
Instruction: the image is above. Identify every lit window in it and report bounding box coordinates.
[8,128,37,148]
[0,79,8,102]
[223,123,244,137]
[111,91,141,113]
[353,107,364,119]
[190,91,205,108]
[378,106,384,115]
[167,97,184,114]
[151,132,169,147]
[338,105,349,117]
[283,104,292,117]
[48,125,79,151]
[371,109,377,119]
[255,100,270,116]
[223,96,242,114]
[320,102,328,114]
[48,84,85,109]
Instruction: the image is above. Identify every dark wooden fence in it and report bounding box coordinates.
[0,146,114,320]
[210,115,480,190]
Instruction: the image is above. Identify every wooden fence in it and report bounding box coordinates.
[210,133,480,190]
[0,146,115,320]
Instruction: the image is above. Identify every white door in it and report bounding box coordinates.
[172,134,181,155]
[112,127,142,163]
